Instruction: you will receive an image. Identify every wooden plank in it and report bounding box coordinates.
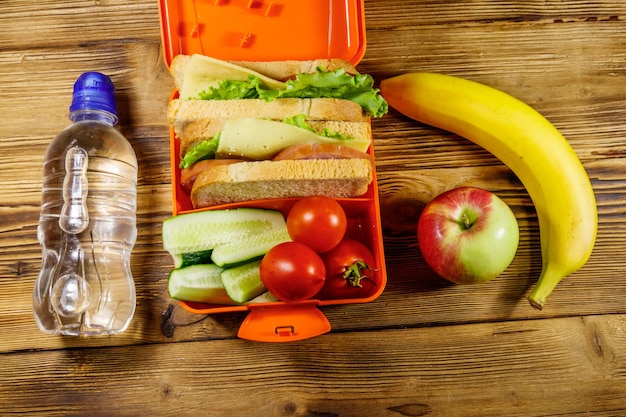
[1,314,625,416]
[363,0,626,27]
[0,0,162,50]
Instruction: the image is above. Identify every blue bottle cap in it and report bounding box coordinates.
[69,72,118,121]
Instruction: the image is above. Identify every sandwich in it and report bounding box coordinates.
[166,54,388,209]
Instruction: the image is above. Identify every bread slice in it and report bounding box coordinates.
[178,119,372,158]
[168,97,368,138]
[190,159,372,209]
[169,54,358,91]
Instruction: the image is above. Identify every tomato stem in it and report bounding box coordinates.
[343,260,371,287]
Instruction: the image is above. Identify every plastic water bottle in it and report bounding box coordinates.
[33,72,138,336]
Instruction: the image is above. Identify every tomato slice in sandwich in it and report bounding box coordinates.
[181,159,245,194]
[271,143,371,161]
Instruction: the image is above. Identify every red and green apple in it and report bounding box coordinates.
[417,187,519,284]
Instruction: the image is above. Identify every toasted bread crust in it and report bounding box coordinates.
[169,54,358,90]
[177,119,226,158]
[168,97,368,138]
[190,159,372,209]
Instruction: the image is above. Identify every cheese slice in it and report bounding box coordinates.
[180,54,286,99]
[215,118,371,160]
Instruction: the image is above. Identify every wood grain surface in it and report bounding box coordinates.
[1,0,626,415]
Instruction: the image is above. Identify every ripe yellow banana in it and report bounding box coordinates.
[379,72,597,309]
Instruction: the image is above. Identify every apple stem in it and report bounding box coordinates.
[462,213,472,230]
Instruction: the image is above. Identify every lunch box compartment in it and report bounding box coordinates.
[159,0,387,342]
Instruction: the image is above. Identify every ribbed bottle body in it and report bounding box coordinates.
[34,120,138,336]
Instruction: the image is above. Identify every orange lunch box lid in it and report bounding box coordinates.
[158,0,366,66]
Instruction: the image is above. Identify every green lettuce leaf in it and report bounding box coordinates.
[198,68,389,118]
[179,134,220,169]
[198,77,262,100]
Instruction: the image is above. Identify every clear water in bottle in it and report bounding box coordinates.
[34,72,138,336]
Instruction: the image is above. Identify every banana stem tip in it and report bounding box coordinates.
[528,297,545,310]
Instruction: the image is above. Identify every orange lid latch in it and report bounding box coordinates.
[275,325,295,337]
[237,301,331,342]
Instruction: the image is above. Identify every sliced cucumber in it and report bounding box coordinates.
[211,228,291,268]
[172,249,213,269]
[220,260,266,304]
[247,291,279,304]
[162,208,286,255]
[168,264,236,305]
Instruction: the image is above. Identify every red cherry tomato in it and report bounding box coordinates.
[286,196,347,253]
[260,242,326,302]
[317,239,379,300]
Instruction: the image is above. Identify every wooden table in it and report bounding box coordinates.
[2,0,626,415]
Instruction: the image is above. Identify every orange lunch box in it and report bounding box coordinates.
[157,0,387,342]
